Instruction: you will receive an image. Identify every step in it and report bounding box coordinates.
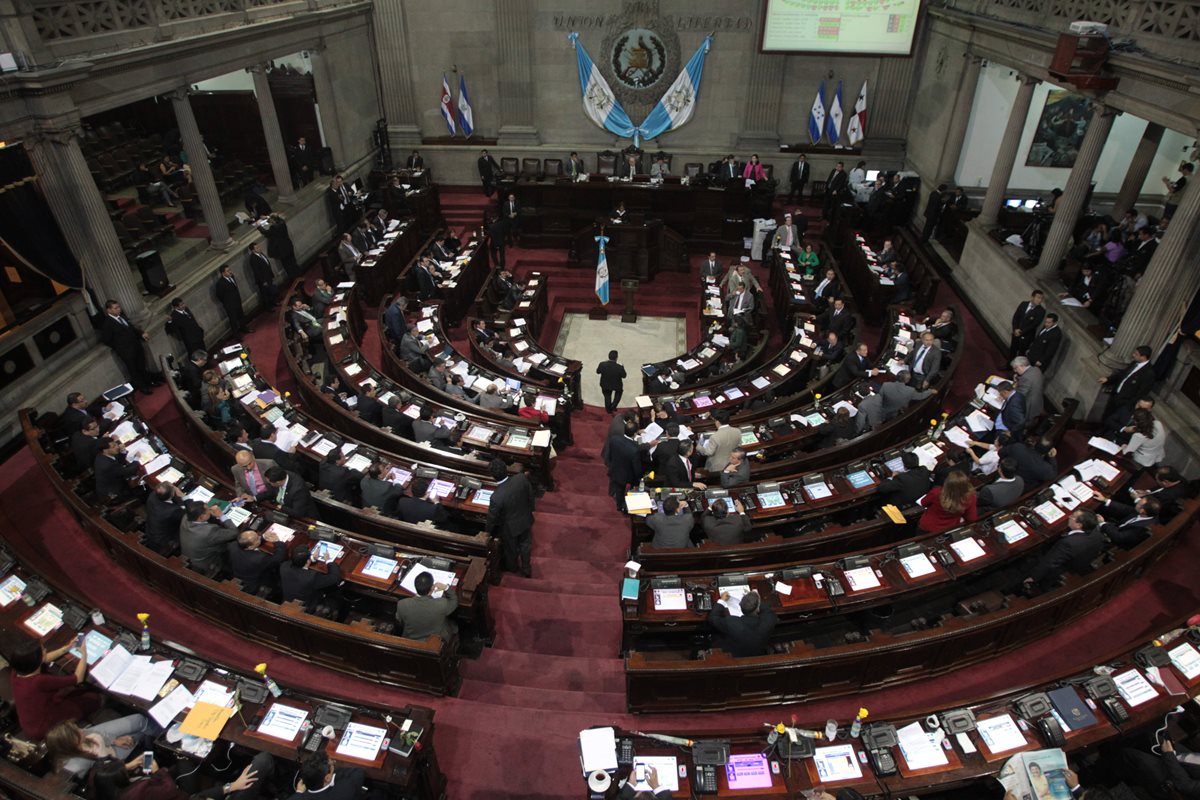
[454,678,627,713]
[459,649,625,693]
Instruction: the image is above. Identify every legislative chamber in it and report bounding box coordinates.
[0,0,1198,798]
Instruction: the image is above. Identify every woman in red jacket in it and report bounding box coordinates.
[517,393,549,424]
[741,154,767,182]
[918,470,978,533]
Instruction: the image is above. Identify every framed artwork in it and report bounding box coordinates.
[1026,90,1092,168]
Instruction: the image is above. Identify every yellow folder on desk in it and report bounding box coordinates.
[179,701,234,740]
[882,504,906,525]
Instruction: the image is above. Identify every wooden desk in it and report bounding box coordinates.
[394,229,490,328]
[352,217,424,307]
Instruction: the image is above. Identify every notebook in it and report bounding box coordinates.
[1048,686,1098,730]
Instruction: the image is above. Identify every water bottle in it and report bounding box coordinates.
[638,478,645,493]
[140,626,151,652]
[850,708,868,739]
[262,673,283,697]
[824,719,838,741]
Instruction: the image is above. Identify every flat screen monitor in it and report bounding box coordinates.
[1023,199,1039,210]
[865,169,881,182]
[1004,198,1023,208]
[757,491,786,509]
[760,0,922,55]
[725,753,773,790]
[847,470,874,489]
[884,455,905,474]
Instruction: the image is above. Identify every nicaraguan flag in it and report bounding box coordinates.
[638,37,713,143]
[569,32,636,141]
[595,234,610,305]
[827,81,844,145]
[457,74,474,138]
[847,80,868,145]
[808,81,826,145]
[439,74,456,136]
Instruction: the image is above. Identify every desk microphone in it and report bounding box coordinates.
[629,731,694,748]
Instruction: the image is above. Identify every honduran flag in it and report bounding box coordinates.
[827,81,844,146]
[439,74,456,136]
[808,81,826,145]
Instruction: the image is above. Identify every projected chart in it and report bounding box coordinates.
[762,0,922,54]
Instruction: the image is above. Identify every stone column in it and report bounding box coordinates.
[1034,104,1117,276]
[871,55,917,140]
[1111,122,1165,219]
[250,65,297,205]
[1103,169,1200,367]
[310,48,346,169]
[979,74,1038,227]
[495,0,540,145]
[935,55,982,184]
[737,49,785,149]
[24,125,149,326]
[170,88,233,250]
[372,0,422,146]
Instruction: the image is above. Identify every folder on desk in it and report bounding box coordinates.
[1048,687,1098,730]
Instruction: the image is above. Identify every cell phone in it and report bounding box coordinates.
[634,764,647,783]
[141,751,153,774]
[75,633,85,648]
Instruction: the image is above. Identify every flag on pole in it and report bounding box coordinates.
[456,74,474,138]
[808,81,826,145]
[638,37,713,144]
[594,233,610,305]
[568,32,637,141]
[847,80,868,146]
[439,74,457,136]
[827,81,844,146]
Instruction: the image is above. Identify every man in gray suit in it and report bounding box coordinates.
[702,499,751,545]
[394,570,458,641]
[698,413,741,472]
[906,331,942,389]
[398,324,429,366]
[179,500,239,575]
[719,448,751,488]
[977,458,1025,511]
[880,370,935,421]
[646,495,694,548]
[231,450,276,500]
[1011,356,1045,421]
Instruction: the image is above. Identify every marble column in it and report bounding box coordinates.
[1034,104,1116,276]
[495,0,540,145]
[935,55,982,184]
[737,49,785,149]
[372,0,422,145]
[250,65,296,205]
[871,55,917,140]
[24,125,149,326]
[1103,169,1200,367]
[310,48,346,169]
[170,88,233,250]
[979,74,1038,227]
[1111,122,1165,219]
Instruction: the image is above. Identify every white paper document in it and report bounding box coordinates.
[579,727,618,773]
[1114,669,1158,706]
[90,644,134,689]
[1087,436,1122,455]
[336,722,387,761]
[150,685,195,727]
[897,721,949,769]
[843,566,881,591]
[257,703,308,741]
[812,744,864,781]
[975,714,1026,753]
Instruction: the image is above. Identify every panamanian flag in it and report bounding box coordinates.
[439,74,456,136]
[808,81,826,145]
[847,81,868,145]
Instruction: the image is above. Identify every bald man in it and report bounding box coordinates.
[230,449,276,501]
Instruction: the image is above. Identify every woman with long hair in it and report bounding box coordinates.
[89,751,271,800]
[45,716,151,778]
[918,470,978,533]
[1122,408,1166,469]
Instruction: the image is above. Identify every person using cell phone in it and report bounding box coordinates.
[87,750,275,799]
[620,765,672,799]
[4,637,101,739]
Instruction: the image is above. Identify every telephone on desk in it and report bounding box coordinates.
[693,764,718,794]
[690,588,713,613]
[741,495,757,511]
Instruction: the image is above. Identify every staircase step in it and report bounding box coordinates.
[455,678,626,712]
[460,649,625,693]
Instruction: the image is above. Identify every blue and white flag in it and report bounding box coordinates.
[808,81,826,145]
[438,74,456,136]
[595,233,610,305]
[569,32,637,141]
[639,37,713,144]
[456,74,474,138]
[827,81,844,146]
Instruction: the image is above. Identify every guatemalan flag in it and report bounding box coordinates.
[827,81,844,146]
[808,81,826,145]
[456,74,474,138]
[568,32,636,141]
[594,233,610,305]
[847,81,868,146]
[638,37,713,144]
[439,74,456,136]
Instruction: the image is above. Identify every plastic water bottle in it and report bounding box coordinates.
[638,478,645,493]
[262,673,283,697]
[824,719,838,741]
[139,626,151,652]
[850,708,868,739]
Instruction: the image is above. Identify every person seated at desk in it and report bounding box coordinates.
[320,374,352,410]
[619,765,674,800]
[231,450,275,501]
[413,255,442,301]
[395,477,449,526]
[1122,408,1166,469]
[964,431,1007,476]
[360,461,404,516]
[708,589,777,657]
[292,752,364,799]
[646,494,694,548]
[6,637,101,740]
[816,298,854,339]
[816,330,844,365]
[289,299,321,345]
[617,154,639,179]
[876,238,897,265]
[797,242,820,276]
[381,394,411,436]
[1001,436,1056,486]
[395,570,458,642]
[906,331,942,389]
[702,498,751,545]
[918,470,978,533]
[991,380,1026,441]
[89,751,272,800]
[1058,263,1108,310]
[412,406,455,446]
[661,440,705,490]
[46,716,154,780]
[565,151,585,178]
[518,393,549,424]
[875,451,932,507]
[1122,466,1190,523]
[472,319,496,345]
[179,500,239,575]
[60,391,93,436]
[368,207,391,240]
[71,418,105,472]
[833,342,879,389]
[398,323,431,369]
[886,262,912,304]
[263,465,318,519]
[427,359,449,392]
[741,154,766,182]
[177,350,211,409]
[726,283,754,324]
[612,200,629,222]
[144,481,186,555]
[1097,494,1159,549]
[94,436,140,501]
[201,373,236,429]
[699,250,723,279]
[817,407,858,448]
[446,373,471,400]
[318,450,359,504]
[476,383,513,410]
[336,232,361,280]
[771,213,801,258]
[280,546,345,618]
[229,528,286,595]
[977,457,1025,511]
[650,155,670,178]
[494,269,522,310]
[1022,509,1103,594]
[813,267,840,306]
[719,447,750,488]
[925,308,958,351]
[310,279,335,318]
[728,318,748,360]
[351,220,377,254]
[253,426,301,474]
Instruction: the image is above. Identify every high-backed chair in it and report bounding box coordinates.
[500,157,519,178]
[521,158,542,181]
[684,163,703,178]
[543,158,563,178]
[597,151,617,176]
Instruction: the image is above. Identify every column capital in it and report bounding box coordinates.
[166,86,191,102]
[28,122,83,147]
[247,63,268,75]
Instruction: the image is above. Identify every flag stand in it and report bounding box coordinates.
[620,278,639,324]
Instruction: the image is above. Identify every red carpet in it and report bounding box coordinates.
[4,194,1199,798]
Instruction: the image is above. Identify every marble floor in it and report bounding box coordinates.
[553,313,687,408]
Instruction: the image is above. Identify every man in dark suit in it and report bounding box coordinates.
[318,451,359,505]
[394,477,449,525]
[921,183,947,242]
[906,331,942,389]
[280,547,344,615]
[165,298,205,355]
[699,251,722,279]
[98,300,157,395]
[356,384,384,426]
[244,242,277,310]
[263,466,318,519]
[596,350,627,413]
[477,149,500,196]
[650,424,682,474]
[413,256,439,301]
[94,436,139,499]
[351,221,376,254]
[406,150,424,169]
[702,499,751,545]
[816,331,845,365]
[1100,345,1154,432]
[993,380,1026,441]
[327,174,354,233]
[71,418,105,470]
[646,495,694,548]
[1098,495,1159,549]
[359,463,404,516]
[617,153,639,179]
[1025,313,1063,373]
[178,350,209,409]
[660,440,703,489]
[251,427,301,474]
[565,151,585,178]
[501,192,521,244]
[384,295,407,343]
[1023,510,1104,593]
[708,590,778,656]
[816,298,854,339]
[381,395,411,436]
[144,481,185,555]
[1001,438,1057,487]
[717,155,738,184]
[1060,264,1108,310]
[787,154,810,203]
[60,393,91,436]
[486,459,535,576]
[290,136,315,187]
[812,268,841,307]
[214,265,248,335]
[875,452,932,507]
[1009,290,1046,359]
[605,422,643,512]
[977,458,1025,511]
[293,753,362,799]
[834,342,879,389]
[823,161,849,219]
[228,529,287,594]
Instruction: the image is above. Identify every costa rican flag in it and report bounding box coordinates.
[439,74,456,136]
[847,81,868,145]
[808,81,826,145]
